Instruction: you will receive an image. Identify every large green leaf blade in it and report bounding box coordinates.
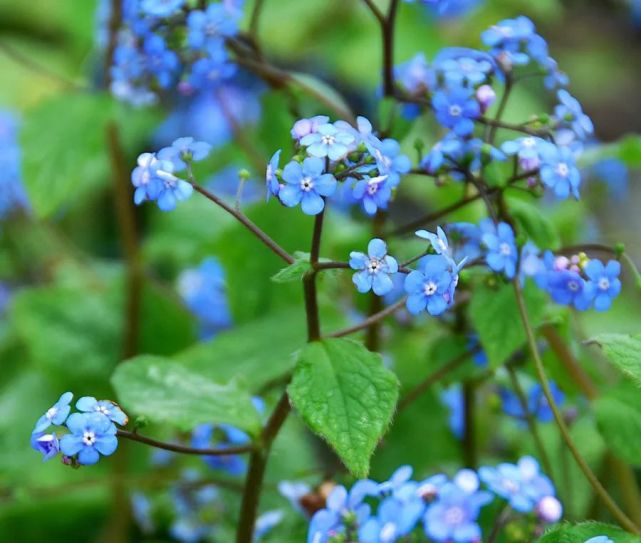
[537,522,641,542]
[588,333,641,386]
[469,282,546,368]
[111,355,262,436]
[288,338,399,477]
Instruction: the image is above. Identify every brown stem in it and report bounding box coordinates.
[382,0,400,97]
[330,297,406,338]
[462,381,477,469]
[117,430,255,456]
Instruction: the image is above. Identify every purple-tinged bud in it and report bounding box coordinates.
[291,115,330,141]
[536,495,563,523]
[476,85,496,113]
[30,432,60,462]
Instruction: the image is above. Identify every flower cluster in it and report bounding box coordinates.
[0,111,29,219]
[178,257,232,339]
[107,0,243,106]
[303,459,560,543]
[500,381,565,424]
[397,17,592,201]
[31,392,127,465]
[267,116,411,216]
[132,136,211,210]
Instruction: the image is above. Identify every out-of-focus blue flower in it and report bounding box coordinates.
[359,496,423,543]
[187,3,239,49]
[583,260,621,312]
[140,0,185,17]
[157,137,212,171]
[301,123,355,161]
[591,158,628,201]
[34,392,73,433]
[76,397,128,426]
[585,537,614,543]
[0,111,29,218]
[131,152,168,204]
[432,86,480,136]
[405,255,458,316]
[143,34,180,88]
[188,40,236,91]
[481,16,537,67]
[423,481,492,542]
[254,510,284,541]
[441,386,464,439]
[191,422,250,475]
[536,495,563,523]
[501,381,564,424]
[279,157,337,215]
[501,136,547,173]
[554,90,593,141]
[422,135,504,178]
[395,53,434,95]
[30,432,60,462]
[131,492,155,534]
[404,0,483,18]
[60,412,118,465]
[434,47,494,86]
[350,238,399,296]
[445,223,483,262]
[481,220,517,278]
[479,456,555,513]
[278,481,312,515]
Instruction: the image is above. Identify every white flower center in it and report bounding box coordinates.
[82,431,97,446]
[556,162,569,177]
[300,177,314,192]
[444,506,465,525]
[367,259,381,274]
[598,277,610,290]
[424,281,438,296]
[46,407,58,420]
[523,137,536,148]
[417,483,439,500]
[97,405,111,416]
[568,280,580,292]
[321,134,336,146]
[449,104,462,117]
[500,242,512,256]
[502,478,519,494]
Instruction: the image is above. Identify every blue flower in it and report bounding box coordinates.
[278,481,312,515]
[372,138,411,187]
[539,144,581,199]
[279,157,337,215]
[188,41,236,90]
[187,3,239,49]
[291,115,330,141]
[434,47,494,86]
[479,456,555,513]
[265,149,282,200]
[501,136,547,172]
[140,0,185,17]
[423,482,492,542]
[501,381,564,423]
[0,111,29,218]
[441,386,464,439]
[404,255,457,316]
[359,496,423,543]
[545,268,591,310]
[34,391,73,433]
[481,220,517,278]
[157,137,212,171]
[157,168,194,211]
[191,423,249,475]
[254,510,284,541]
[352,175,394,215]
[395,53,435,95]
[76,397,128,426]
[432,86,480,136]
[583,260,621,312]
[131,152,166,204]
[30,432,60,462]
[350,239,399,296]
[555,90,594,141]
[585,538,614,543]
[131,492,155,534]
[591,158,628,201]
[300,123,355,161]
[481,17,537,67]
[60,412,118,465]
[179,257,232,339]
[143,34,180,88]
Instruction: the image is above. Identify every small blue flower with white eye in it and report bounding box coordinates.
[583,260,621,312]
[265,149,282,200]
[278,157,337,215]
[432,86,480,136]
[350,238,399,296]
[300,123,355,161]
[187,3,239,50]
[30,432,60,462]
[481,221,517,279]
[157,137,212,171]
[539,145,581,199]
[404,255,457,316]
[60,412,118,465]
[352,175,393,216]
[140,0,185,17]
[131,153,166,204]
[156,167,194,211]
[555,90,594,141]
[76,397,128,426]
[33,391,73,433]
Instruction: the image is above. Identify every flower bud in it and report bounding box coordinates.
[476,85,496,113]
[537,495,563,523]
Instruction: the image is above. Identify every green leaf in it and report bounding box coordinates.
[508,196,560,250]
[111,355,262,435]
[288,338,399,477]
[20,93,159,219]
[588,333,641,386]
[594,384,641,466]
[271,253,312,284]
[469,281,546,368]
[537,522,641,542]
